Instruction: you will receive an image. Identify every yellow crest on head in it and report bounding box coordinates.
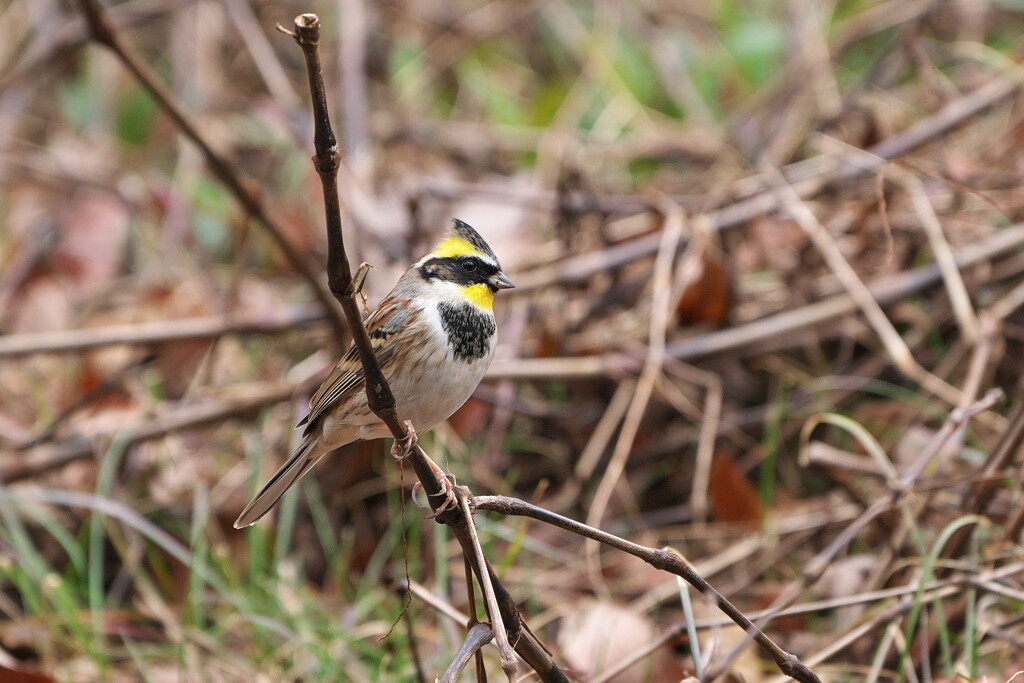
[461,283,494,311]
[432,236,486,260]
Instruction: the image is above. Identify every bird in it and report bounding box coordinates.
[234,218,514,528]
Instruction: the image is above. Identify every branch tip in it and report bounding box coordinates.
[293,13,321,44]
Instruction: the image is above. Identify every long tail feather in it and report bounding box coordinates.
[234,438,328,528]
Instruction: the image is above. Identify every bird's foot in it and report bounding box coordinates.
[425,454,459,515]
[390,420,418,461]
[429,477,463,517]
[411,472,460,516]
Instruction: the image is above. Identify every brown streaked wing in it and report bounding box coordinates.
[301,297,414,434]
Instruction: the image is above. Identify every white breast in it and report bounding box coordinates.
[389,301,496,432]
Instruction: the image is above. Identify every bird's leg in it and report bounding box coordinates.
[391,421,458,513]
[390,420,418,461]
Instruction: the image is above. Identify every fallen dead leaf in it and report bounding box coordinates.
[558,599,666,683]
[674,240,732,329]
[708,450,763,527]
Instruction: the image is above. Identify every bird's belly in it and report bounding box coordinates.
[393,358,489,431]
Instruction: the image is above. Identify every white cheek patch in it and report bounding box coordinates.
[432,279,471,302]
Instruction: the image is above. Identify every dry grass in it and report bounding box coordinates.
[2,0,1024,681]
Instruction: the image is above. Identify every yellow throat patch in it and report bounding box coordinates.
[433,236,487,260]
[460,283,494,311]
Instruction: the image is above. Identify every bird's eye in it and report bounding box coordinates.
[462,259,477,272]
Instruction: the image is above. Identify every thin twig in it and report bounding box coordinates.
[585,197,685,539]
[574,380,634,479]
[438,623,495,683]
[0,307,324,357]
[282,14,566,681]
[18,354,156,449]
[399,584,428,683]
[405,579,471,625]
[459,494,517,680]
[462,555,488,682]
[901,174,982,340]
[337,0,369,167]
[220,0,300,110]
[660,358,723,524]
[0,380,316,483]
[818,136,981,342]
[961,385,1024,517]
[473,495,821,683]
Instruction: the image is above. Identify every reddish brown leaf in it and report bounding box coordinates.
[674,242,732,329]
[708,451,763,526]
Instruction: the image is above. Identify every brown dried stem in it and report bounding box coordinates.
[473,495,822,683]
[438,623,495,683]
[0,308,324,357]
[281,13,564,682]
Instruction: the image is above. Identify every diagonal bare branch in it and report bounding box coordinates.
[280,13,565,682]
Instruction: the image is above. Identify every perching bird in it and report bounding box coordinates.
[234,219,514,528]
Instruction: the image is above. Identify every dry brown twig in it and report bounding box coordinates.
[438,623,495,683]
[278,12,559,682]
[474,495,822,682]
[815,135,983,344]
[0,307,324,357]
[661,353,724,524]
[0,379,317,484]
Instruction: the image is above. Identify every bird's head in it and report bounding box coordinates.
[416,219,514,310]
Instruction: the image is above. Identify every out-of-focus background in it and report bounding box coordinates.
[3,0,1024,681]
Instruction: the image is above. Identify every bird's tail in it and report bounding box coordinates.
[233,436,329,528]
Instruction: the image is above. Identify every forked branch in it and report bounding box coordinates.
[280,12,565,682]
[474,495,822,683]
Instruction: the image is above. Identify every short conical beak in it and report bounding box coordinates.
[488,271,515,290]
